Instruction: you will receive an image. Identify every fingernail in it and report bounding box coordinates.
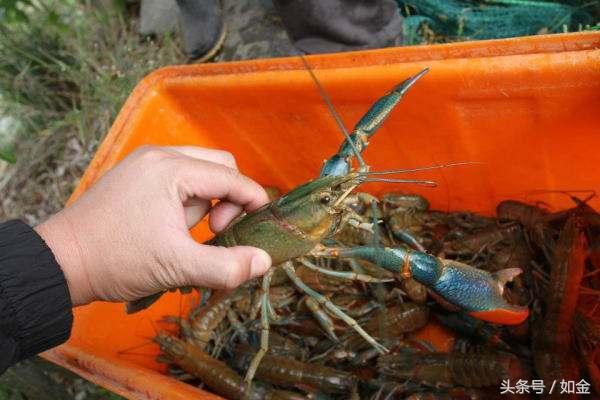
[250,249,271,276]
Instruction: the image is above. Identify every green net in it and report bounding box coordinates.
[397,0,596,45]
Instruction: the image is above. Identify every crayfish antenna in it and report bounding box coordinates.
[116,340,157,356]
[363,178,437,187]
[299,55,367,171]
[362,161,483,176]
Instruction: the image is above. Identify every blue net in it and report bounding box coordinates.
[397,0,595,45]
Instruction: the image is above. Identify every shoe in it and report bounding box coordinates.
[177,0,227,61]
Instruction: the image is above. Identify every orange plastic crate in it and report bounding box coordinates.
[42,32,600,399]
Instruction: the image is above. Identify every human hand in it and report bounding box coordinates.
[35,146,272,306]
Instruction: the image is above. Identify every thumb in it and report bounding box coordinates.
[177,239,272,289]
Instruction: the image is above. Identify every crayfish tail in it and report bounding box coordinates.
[126,291,164,314]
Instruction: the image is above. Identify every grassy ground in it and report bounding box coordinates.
[0,0,185,224]
[0,0,297,396]
[0,358,123,400]
[0,1,186,398]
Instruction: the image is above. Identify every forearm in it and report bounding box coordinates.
[0,220,73,374]
[34,212,91,306]
[0,145,271,373]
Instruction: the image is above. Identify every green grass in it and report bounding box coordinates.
[0,3,185,395]
[0,0,186,223]
[0,357,126,400]
[0,0,185,163]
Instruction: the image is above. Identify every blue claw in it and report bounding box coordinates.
[323,246,529,325]
[320,68,429,177]
[320,154,351,177]
[430,259,528,325]
[350,68,429,139]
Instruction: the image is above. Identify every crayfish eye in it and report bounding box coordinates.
[320,194,332,205]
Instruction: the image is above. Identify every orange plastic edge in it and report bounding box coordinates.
[40,31,600,399]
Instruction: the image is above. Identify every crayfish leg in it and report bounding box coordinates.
[303,295,339,342]
[244,267,275,387]
[319,68,429,177]
[299,257,392,283]
[282,262,389,354]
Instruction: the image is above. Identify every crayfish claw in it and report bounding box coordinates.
[436,260,529,325]
[469,304,530,326]
[393,67,430,95]
[493,267,523,295]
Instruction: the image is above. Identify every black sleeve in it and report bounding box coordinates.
[0,220,73,374]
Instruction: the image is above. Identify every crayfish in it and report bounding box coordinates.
[130,60,529,389]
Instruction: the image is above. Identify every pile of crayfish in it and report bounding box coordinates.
[153,190,600,399]
[122,65,599,399]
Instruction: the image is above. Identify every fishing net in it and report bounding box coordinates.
[397,0,595,45]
